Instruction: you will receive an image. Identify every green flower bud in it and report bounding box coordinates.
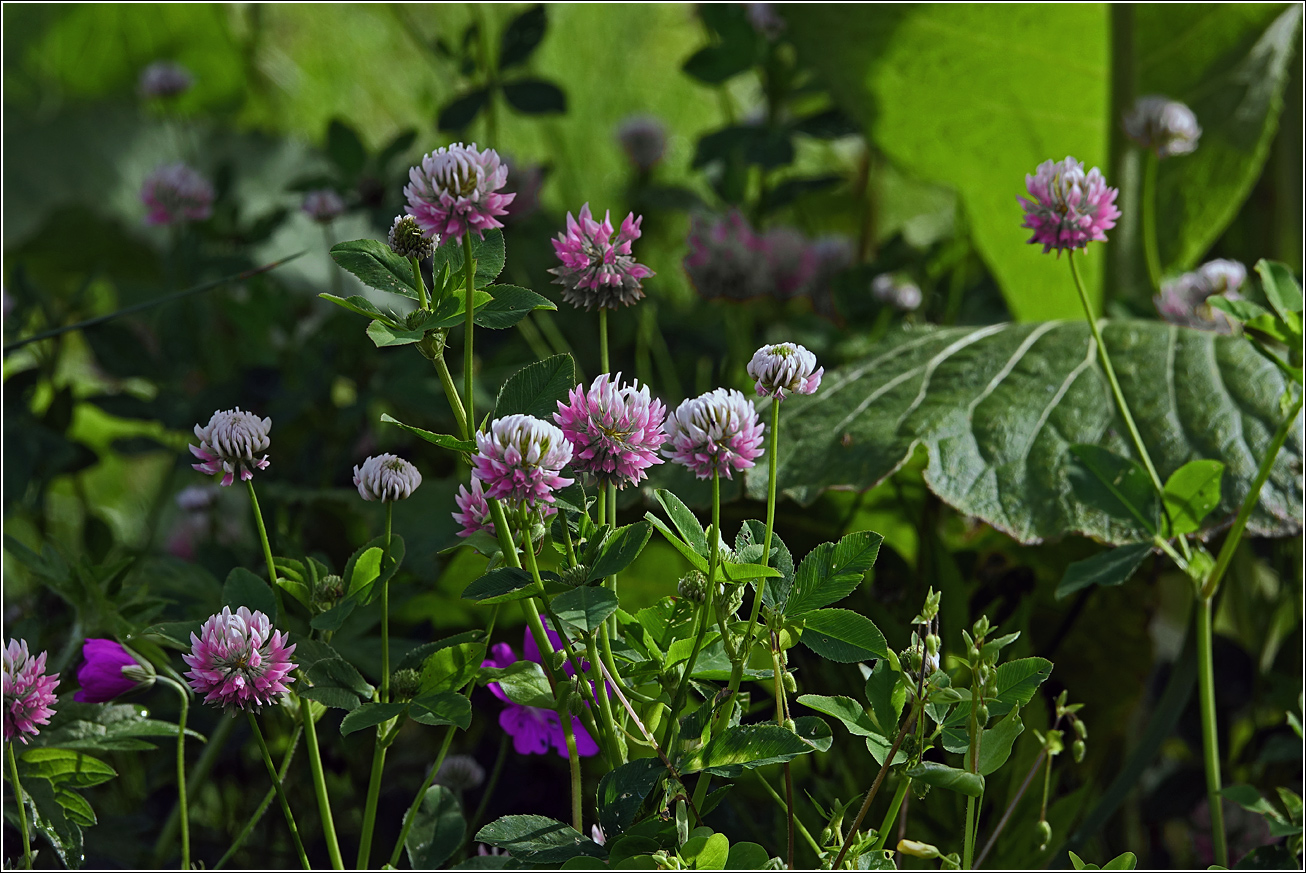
[783,718,796,732]
[390,668,422,702]
[898,839,940,860]
[1072,739,1086,763]
[975,703,989,726]
[314,574,346,611]
[559,564,590,588]
[972,615,990,639]
[678,571,707,603]
[819,827,833,846]
[925,634,940,658]
[406,308,432,330]
[1073,718,1088,740]
[782,671,797,694]
[1035,820,1052,850]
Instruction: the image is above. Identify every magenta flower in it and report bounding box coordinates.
[183,607,296,713]
[74,639,154,703]
[554,373,667,489]
[138,61,193,99]
[142,163,214,226]
[1124,96,1202,159]
[404,142,515,240]
[472,415,574,508]
[664,388,766,480]
[3,639,59,743]
[549,204,654,311]
[302,189,345,224]
[452,477,555,538]
[747,343,823,400]
[190,407,271,487]
[482,626,599,758]
[1018,157,1120,255]
[353,453,422,502]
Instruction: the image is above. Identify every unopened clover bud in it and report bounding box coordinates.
[783,718,796,732]
[972,616,990,639]
[559,564,590,588]
[975,703,989,726]
[899,646,923,673]
[678,571,708,602]
[819,827,834,846]
[925,634,939,658]
[978,664,993,686]
[1056,689,1068,708]
[388,214,436,260]
[897,839,940,860]
[1073,718,1088,740]
[782,671,797,694]
[721,582,746,617]
[391,668,422,702]
[406,309,432,330]
[1044,729,1064,756]
[1035,820,1052,850]
[1072,739,1086,763]
[900,733,919,760]
[315,574,345,609]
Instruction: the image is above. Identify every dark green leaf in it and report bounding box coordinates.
[864,658,906,738]
[420,641,486,695]
[791,109,860,139]
[1162,460,1224,535]
[965,707,1024,775]
[766,175,843,210]
[326,118,366,177]
[682,42,757,84]
[903,761,984,797]
[300,658,373,711]
[342,534,405,604]
[798,608,889,662]
[376,128,418,172]
[462,567,542,604]
[318,293,399,326]
[725,842,771,870]
[439,88,490,132]
[477,815,605,863]
[406,785,466,869]
[551,586,619,634]
[366,320,424,348]
[503,79,567,114]
[19,749,116,789]
[410,692,473,729]
[737,520,795,609]
[380,414,476,453]
[589,521,652,582]
[652,489,709,557]
[331,239,420,299]
[473,285,557,329]
[1057,543,1153,599]
[436,229,506,288]
[493,354,576,421]
[679,724,821,775]
[1067,444,1160,537]
[23,776,83,869]
[223,567,277,622]
[680,833,730,870]
[782,530,882,616]
[598,758,666,838]
[795,694,878,738]
[340,702,408,737]
[310,598,357,632]
[499,4,548,70]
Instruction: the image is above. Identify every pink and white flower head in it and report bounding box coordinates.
[1124,96,1202,159]
[142,163,214,226]
[664,388,765,480]
[302,189,345,224]
[747,343,823,401]
[3,639,59,743]
[554,373,667,489]
[404,142,515,240]
[473,415,575,507]
[1018,157,1120,255]
[183,607,296,713]
[353,453,422,502]
[453,478,495,538]
[190,407,272,487]
[138,61,193,99]
[1154,259,1247,334]
[549,204,654,311]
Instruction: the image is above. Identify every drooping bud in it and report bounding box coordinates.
[1072,739,1086,763]
[1035,820,1053,850]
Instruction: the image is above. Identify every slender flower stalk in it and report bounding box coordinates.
[599,308,610,373]
[1195,598,1228,868]
[832,700,921,870]
[465,231,476,436]
[389,725,457,868]
[156,675,192,870]
[213,721,303,870]
[247,712,310,869]
[7,742,31,869]
[245,479,284,614]
[300,697,344,869]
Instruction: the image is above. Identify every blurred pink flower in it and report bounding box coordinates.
[1124,96,1201,159]
[138,61,193,99]
[302,189,345,224]
[142,163,214,226]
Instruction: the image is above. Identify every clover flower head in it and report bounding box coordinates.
[434,754,486,792]
[74,639,154,703]
[404,142,514,240]
[1154,259,1247,334]
[472,415,575,507]
[190,407,271,487]
[747,343,823,400]
[872,273,923,311]
[3,640,58,743]
[182,607,295,713]
[616,115,668,172]
[388,214,437,260]
[302,189,345,224]
[1018,157,1120,254]
[138,61,193,99]
[554,373,667,489]
[353,453,422,502]
[664,388,765,480]
[1124,95,1202,159]
[482,625,600,758]
[176,484,219,513]
[684,211,824,302]
[549,204,654,311]
[453,477,495,538]
[142,163,214,226]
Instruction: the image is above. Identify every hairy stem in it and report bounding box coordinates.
[431,349,470,441]
[157,676,191,870]
[214,722,304,870]
[832,701,920,870]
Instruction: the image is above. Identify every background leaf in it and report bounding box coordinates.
[1057,543,1154,599]
[405,785,466,869]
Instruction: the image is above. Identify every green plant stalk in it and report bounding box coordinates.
[754,770,823,857]
[1196,597,1229,867]
[1202,390,1303,600]
[382,501,393,702]
[214,722,304,870]
[389,724,457,868]
[728,398,780,700]
[7,742,31,870]
[299,697,345,870]
[463,232,476,434]
[156,676,191,870]
[662,469,722,750]
[247,713,311,870]
[431,349,470,441]
[1068,251,1165,496]
[156,713,237,865]
[561,704,584,832]
[975,749,1047,866]
[357,740,389,869]
[588,635,625,763]
[410,255,429,310]
[599,307,610,373]
[831,699,921,870]
[1141,152,1162,293]
[963,670,984,870]
[873,776,911,852]
[357,502,396,867]
[246,479,282,596]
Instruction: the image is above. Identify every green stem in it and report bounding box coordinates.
[157,676,191,870]
[561,708,583,832]
[7,742,31,870]
[300,697,345,870]
[410,255,429,310]
[1196,597,1229,867]
[1202,390,1303,600]
[382,501,393,703]
[463,232,476,434]
[389,725,456,868]
[431,349,470,442]
[247,713,310,870]
[873,775,911,852]
[831,699,920,870]
[1068,251,1165,496]
[589,635,625,764]
[357,740,388,869]
[733,398,780,694]
[156,713,237,865]
[246,479,281,593]
[214,722,304,870]
[964,795,977,870]
[1141,151,1162,293]
[599,307,610,374]
[753,770,822,858]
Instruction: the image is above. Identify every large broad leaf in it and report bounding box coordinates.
[473,285,557,329]
[678,724,823,776]
[406,785,466,869]
[798,609,890,663]
[597,758,666,838]
[551,586,619,635]
[1140,5,1302,274]
[785,5,1108,322]
[749,322,1303,545]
